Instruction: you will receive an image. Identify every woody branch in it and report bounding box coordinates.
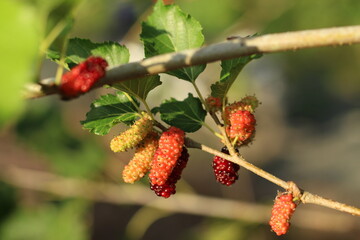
[25,25,360,99]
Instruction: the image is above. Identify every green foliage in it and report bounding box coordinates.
[81,92,140,136]
[140,0,206,82]
[113,75,162,101]
[16,100,105,178]
[47,38,130,68]
[0,201,88,240]
[211,53,262,101]
[178,0,244,39]
[0,0,39,128]
[159,93,207,132]
[2,0,360,239]
[37,0,78,50]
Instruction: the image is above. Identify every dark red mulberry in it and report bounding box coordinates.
[212,147,240,186]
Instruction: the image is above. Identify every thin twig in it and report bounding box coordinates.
[26,25,360,99]
[301,192,360,217]
[184,138,360,216]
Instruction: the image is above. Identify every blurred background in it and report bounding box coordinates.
[0,0,359,239]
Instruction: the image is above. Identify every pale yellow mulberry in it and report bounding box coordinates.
[110,112,153,152]
[122,132,159,183]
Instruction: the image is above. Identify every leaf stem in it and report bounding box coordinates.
[141,99,155,120]
[202,122,224,139]
[231,136,239,146]
[54,34,70,85]
[191,82,223,138]
[191,82,207,109]
[123,92,142,114]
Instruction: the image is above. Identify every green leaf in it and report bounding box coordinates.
[151,106,160,116]
[159,93,206,132]
[47,38,130,68]
[140,0,206,82]
[0,0,39,128]
[113,75,162,100]
[210,53,262,101]
[81,92,139,135]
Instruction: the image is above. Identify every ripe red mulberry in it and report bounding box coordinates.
[60,56,108,99]
[110,112,153,152]
[122,132,158,183]
[150,147,189,198]
[269,193,297,236]
[223,95,259,124]
[149,126,185,186]
[212,147,240,186]
[226,110,256,144]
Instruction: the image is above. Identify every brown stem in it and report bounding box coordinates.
[184,138,360,216]
[26,25,360,99]
[301,192,360,216]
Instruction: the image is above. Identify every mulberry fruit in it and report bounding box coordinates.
[150,147,189,198]
[212,147,240,186]
[149,126,185,186]
[223,95,259,124]
[226,110,256,144]
[110,112,153,152]
[205,96,222,112]
[60,56,108,99]
[269,193,297,236]
[122,132,158,183]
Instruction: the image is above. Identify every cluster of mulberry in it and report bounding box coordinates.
[111,119,188,198]
[110,112,153,152]
[110,94,262,201]
[269,193,298,236]
[60,56,108,99]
